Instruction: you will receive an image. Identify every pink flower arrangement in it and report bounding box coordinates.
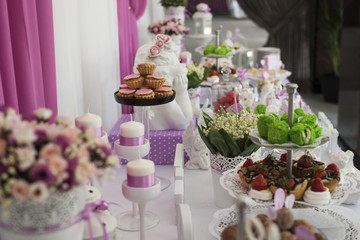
[148,18,189,36]
[0,107,119,205]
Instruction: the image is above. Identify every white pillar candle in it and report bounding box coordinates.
[75,113,102,128]
[119,121,144,138]
[75,113,102,137]
[127,159,155,188]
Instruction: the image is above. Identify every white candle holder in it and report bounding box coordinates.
[100,131,108,143]
[114,139,150,161]
[122,178,161,240]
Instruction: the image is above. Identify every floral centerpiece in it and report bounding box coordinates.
[186,62,210,89]
[148,18,189,36]
[198,109,260,159]
[0,107,118,239]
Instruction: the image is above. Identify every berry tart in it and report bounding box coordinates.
[303,178,331,205]
[238,158,277,188]
[292,154,325,178]
[269,176,308,200]
[248,174,273,201]
[305,163,340,193]
[124,73,144,89]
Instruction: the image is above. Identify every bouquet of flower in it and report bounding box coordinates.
[186,62,210,89]
[198,109,260,158]
[0,107,118,207]
[148,18,190,35]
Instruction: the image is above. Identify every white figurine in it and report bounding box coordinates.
[133,36,193,130]
[183,120,210,170]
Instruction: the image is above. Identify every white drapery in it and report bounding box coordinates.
[136,0,165,46]
[52,0,121,131]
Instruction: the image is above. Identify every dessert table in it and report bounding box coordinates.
[97,165,360,240]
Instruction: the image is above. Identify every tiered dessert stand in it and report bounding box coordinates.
[113,91,176,232]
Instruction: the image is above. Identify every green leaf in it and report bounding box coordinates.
[202,67,211,81]
[202,112,213,128]
[187,72,202,89]
[218,128,241,157]
[208,129,230,157]
[236,138,246,152]
[240,142,260,157]
[197,125,216,154]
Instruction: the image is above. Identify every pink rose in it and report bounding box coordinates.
[149,45,161,58]
[156,34,170,44]
[40,143,62,160]
[48,155,68,175]
[11,180,30,200]
[155,40,164,48]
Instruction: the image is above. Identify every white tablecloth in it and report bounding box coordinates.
[97,165,360,240]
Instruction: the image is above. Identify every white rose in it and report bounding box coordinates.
[16,147,37,170]
[13,126,37,145]
[34,108,52,120]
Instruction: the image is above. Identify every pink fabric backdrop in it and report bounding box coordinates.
[0,0,57,116]
[117,0,147,113]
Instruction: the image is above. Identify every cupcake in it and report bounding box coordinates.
[145,74,166,89]
[134,89,155,99]
[154,87,173,98]
[116,89,135,98]
[137,62,156,75]
[124,73,144,89]
[119,84,129,89]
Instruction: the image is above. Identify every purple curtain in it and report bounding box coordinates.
[0,0,57,116]
[117,0,147,114]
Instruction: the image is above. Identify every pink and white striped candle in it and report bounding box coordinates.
[127,159,155,188]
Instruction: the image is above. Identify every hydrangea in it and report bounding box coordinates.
[204,110,258,140]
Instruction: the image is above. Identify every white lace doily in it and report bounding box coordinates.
[220,165,357,206]
[249,130,329,150]
[210,152,257,173]
[209,203,360,240]
[0,186,85,232]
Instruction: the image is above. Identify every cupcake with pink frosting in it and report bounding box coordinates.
[124,73,144,89]
[145,74,166,89]
[117,89,136,98]
[154,87,173,98]
[135,89,155,99]
[137,62,156,75]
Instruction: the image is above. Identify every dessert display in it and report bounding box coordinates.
[126,159,155,188]
[119,121,145,146]
[115,62,175,104]
[304,178,331,205]
[220,190,326,240]
[254,108,324,146]
[75,112,103,138]
[203,44,233,56]
[246,67,291,80]
[237,152,341,202]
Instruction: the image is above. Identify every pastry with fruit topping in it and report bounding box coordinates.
[303,178,331,205]
[248,174,273,201]
[323,163,341,192]
[269,176,308,200]
[292,154,325,178]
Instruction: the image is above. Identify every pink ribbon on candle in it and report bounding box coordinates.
[119,135,145,146]
[127,173,155,188]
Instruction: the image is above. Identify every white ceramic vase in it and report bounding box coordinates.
[164,6,185,23]
[0,186,86,240]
